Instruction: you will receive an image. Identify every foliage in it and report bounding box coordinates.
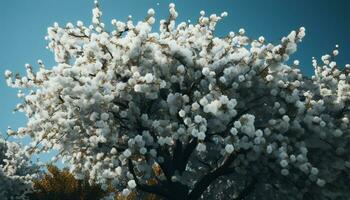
[27,165,106,200]
[27,165,160,200]
[0,137,38,200]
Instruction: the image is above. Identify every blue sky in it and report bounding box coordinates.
[0,0,349,164]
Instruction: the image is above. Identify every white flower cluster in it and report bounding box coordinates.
[0,137,38,199]
[5,1,350,199]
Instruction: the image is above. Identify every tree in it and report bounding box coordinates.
[0,136,38,199]
[27,164,160,200]
[27,165,107,200]
[5,1,350,199]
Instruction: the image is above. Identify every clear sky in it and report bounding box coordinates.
[0,0,349,164]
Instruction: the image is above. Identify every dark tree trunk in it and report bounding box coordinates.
[167,182,189,200]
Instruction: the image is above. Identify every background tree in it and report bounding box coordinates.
[27,165,160,200]
[0,136,38,199]
[27,165,107,200]
[5,1,350,199]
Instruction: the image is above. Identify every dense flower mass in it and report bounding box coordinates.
[0,137,38,199]
[5,1,350,199]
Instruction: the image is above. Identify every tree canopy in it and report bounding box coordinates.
[3,1,350,199]
[0,137,38,199]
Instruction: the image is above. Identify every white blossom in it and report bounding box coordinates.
[127,180,137,189]
[0,137,38,199]
[225,144,234,154]
[196,143,206,152]
[122,188,131,196]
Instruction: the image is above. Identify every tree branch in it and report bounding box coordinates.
[128,159,170,198]
[173,139,183,170]
[177,138,198,173]
[186,152,237,200]
[157,148,175,181]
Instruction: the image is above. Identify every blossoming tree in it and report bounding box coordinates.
[5,1,350,199]
[0,136,38,199]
